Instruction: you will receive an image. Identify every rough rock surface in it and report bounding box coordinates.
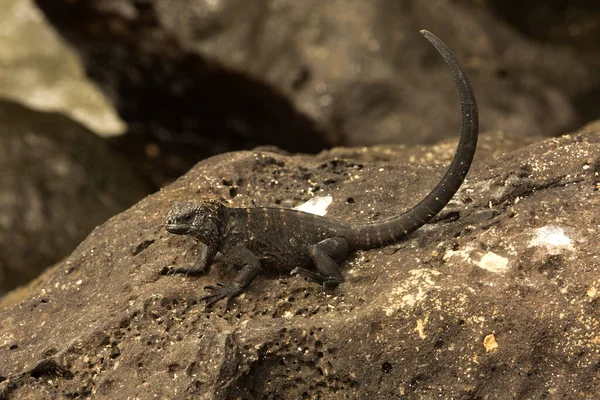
[0,100,150,295]
[1,126,599,399]
[32,0,596,183]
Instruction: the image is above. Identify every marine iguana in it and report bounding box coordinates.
[165,30,478,307]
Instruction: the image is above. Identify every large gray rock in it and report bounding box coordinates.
[33,0,594,151]
[153,0,592,144]
[0,100,150,295]
[1,126,598,398]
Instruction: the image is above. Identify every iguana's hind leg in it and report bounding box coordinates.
[292,237,349,290]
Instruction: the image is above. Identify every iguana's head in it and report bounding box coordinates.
[165,200,224,241]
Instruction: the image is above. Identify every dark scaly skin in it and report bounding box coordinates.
[165,30,479,308]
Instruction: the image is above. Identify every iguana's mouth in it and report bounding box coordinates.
[165,224,188,234]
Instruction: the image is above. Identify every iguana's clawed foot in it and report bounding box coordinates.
[291,268,342,290]
[164,266,205,276]
[163,263,206,276]
[201,282,242,308]
[165,267,187,276]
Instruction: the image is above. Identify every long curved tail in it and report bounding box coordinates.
[350,30,479,250]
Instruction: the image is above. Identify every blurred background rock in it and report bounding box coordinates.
[0,0,148,296]
[30,0,600,186]
[0,0,125,136]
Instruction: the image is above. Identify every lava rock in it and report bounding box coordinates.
[1,126,599,398]
[0,100,150,295]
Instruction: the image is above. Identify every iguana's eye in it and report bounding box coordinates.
[182,214,193,222]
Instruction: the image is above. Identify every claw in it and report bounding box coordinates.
[165,266,206,276]
[166,267,187,276]
[290,268,342,290]
[203,282,226,291]
[200,282,242,309]
[226,295,236,308]
[291,267,326,284]
[323,280,341,290]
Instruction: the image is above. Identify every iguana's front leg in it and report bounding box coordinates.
[169,241,218,275]
[201,244,262,308]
